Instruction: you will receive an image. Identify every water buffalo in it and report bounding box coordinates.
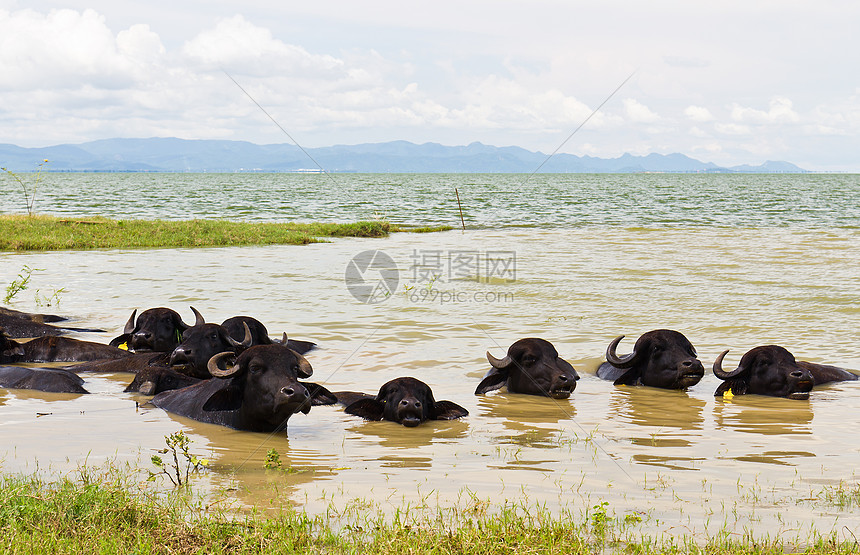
[150,343,335,433]
[19,336,132,363]
[713,345,858,399]
[340,377,468,427]
[124,366,201,396]
[476,338,579,398]
[110,307,204,352]
[168,322,253,379]
[221,316,316,355]
[597,329,704,389]
[0,309,103,338]
[0,365,88,394]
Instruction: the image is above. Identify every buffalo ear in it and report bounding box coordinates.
[613,369,641,386]
[344,398,385,421]
[109,333,131,348]
[202,384,244,412]
[714,380,747,397]
[285,339,317,355]
[475,369,508,395]
[301,382,338,406]
[432,400,469,420]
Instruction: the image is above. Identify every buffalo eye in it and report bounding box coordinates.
[291,364,300,373]
[521,354,537,364]
[249,363,264,374]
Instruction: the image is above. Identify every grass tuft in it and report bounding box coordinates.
[0,215,410,251]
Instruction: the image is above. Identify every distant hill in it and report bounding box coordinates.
[0,138,808,173]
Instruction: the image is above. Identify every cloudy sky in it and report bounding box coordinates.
[1,1,858,170]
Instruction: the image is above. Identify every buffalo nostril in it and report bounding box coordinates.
[414,401,421,408]
[681,360,693,367]
[790,370,804,378]
[558,375,568,382]
[282,387,295,396]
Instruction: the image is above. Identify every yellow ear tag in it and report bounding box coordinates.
[118,342,129,351]
[723,389,734,400]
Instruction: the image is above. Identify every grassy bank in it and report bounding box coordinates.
[0,471,856,555]
[0,215,451,251]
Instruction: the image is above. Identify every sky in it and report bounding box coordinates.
[0,1,858,171]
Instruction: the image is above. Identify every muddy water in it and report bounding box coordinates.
[2,222,859,538]
[2,172,860,538]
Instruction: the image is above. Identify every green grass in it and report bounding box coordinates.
[0,215,437,251]
[1,470,858,554]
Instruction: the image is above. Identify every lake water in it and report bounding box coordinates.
[1,172,859,541]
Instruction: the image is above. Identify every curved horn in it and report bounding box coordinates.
[177,306,206,330]
[605,335,639,368]
[123,309,137,334]
[712,349,746,380]
[486,351,512,369]
[208,351,241,378]
[226,322,253,349]
[191,306,205,327]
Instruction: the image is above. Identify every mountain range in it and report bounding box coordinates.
[0,138,808,173]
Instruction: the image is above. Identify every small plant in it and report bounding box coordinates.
[262,448,305,474]
[34,287,66,308]
[264,448,282,469]
[4,265,41,304]
[149,430,209,487]
[1,159,49,216]
[590,501,611,537]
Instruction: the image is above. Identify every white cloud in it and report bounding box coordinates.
[181,15,343,78]
[0,9,143,90]
[623,99,660,123]
[731,97,799,124]
[684,106,714,122]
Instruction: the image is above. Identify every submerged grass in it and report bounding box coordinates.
[0,215,450,251]
[1,469,859,554]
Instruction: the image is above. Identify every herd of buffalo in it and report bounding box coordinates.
[1,306,857,433]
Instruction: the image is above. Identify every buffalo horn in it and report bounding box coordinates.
[122,309,137,335]
[208,351,241,378]
[280,332,289,344]
[605,335,639,368]
[226,322,253,349]
[191,306,206,327]
[712,349,745,379]
[486,351,512,369]
[177,306,206,330]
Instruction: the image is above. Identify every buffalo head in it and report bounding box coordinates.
[599,329,703,389]
[203,344,320,431]
[345,377,468,427]
[111,307,203,352]
[476,338,579,398]
[169,321,252,378]
[713,345,815,400]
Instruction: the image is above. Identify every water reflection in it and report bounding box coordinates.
[608,386,705,430]
[477,393,575,449]
[712,396,814,436]
[344,418,469,452]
